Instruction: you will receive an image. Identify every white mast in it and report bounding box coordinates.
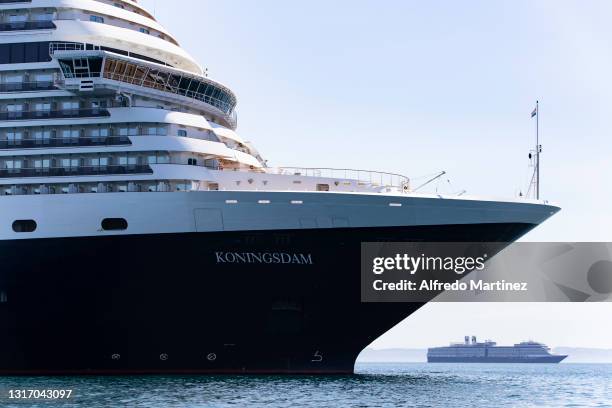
[535,100,540,200]
[528,101,541,200]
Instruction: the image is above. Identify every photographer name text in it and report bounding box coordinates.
[372,279,528,292]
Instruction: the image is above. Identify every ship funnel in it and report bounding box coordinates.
[472,336,477,344]
[464,336,470,345]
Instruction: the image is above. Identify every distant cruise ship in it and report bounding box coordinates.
[428,336,567,363]
[0,0,559,374]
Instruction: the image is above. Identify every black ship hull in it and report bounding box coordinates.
[0,222,535,375]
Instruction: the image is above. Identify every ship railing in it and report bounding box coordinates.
[99,72,238,129]
[0,134,221,151]
[0,136,133,150]
[49,42,85,55]
[0,164,153,179]
[272,167,410,190]
[57,73,239,129]
[0,108,110,121]
[0,161,227,180]
[60,72,102,79]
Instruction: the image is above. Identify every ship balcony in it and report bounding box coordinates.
[0,21,55,32]
[0,108,110,121]
[0,164,153,179]
[0,136,132,150]
[0,81,57,93]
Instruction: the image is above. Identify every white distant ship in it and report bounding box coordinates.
[428,336,567,363]
[0,0,559,374]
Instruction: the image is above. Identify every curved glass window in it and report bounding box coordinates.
[58,57,103,78]
[102,57,236,115]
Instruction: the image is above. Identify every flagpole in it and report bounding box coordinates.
[536,100,539,200]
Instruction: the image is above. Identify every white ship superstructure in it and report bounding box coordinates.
[0,0,560,374]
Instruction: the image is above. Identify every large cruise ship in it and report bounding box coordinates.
[0,0,559,374]
[427,336,567,363]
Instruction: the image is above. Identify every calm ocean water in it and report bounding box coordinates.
[0,363,611,407]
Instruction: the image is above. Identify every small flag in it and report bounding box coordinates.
[531,107,537,118]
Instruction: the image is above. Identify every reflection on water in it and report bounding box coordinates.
[0,363,611,407]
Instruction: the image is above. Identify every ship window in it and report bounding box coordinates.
[178,129,187,137]
[147,126,163,136]
[25,43,39,63]
[7,131,23,142]
[157,154,170,164]
[61,129,79,140]
[90,128,109,138]
[8,14,27,23]
[175,182,190,191]
[59,60,75,78]
[34,131,51,143]
[62,101,79,111]
[36,13,54,22]
[12,219,37,233]
[90,15,104,24]
[35,73,53,82]
[5,74,23,83]
[34,159,50,169]
[316,184,330,192]
[6,105,23,117]
[34,103,51,111]
[101,218,128,231]
[0,42,53,65]
[204,159,218,169]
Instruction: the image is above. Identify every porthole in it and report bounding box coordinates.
[12,220,37,233]
[101,218,128,231]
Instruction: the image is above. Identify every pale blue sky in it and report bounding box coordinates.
[140,0,612,348]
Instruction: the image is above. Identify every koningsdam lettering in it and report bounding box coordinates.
[215,251,314,265]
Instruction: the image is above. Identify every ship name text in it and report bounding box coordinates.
[215,251,313,265]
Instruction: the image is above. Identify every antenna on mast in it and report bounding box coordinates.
[527,101,541,199]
